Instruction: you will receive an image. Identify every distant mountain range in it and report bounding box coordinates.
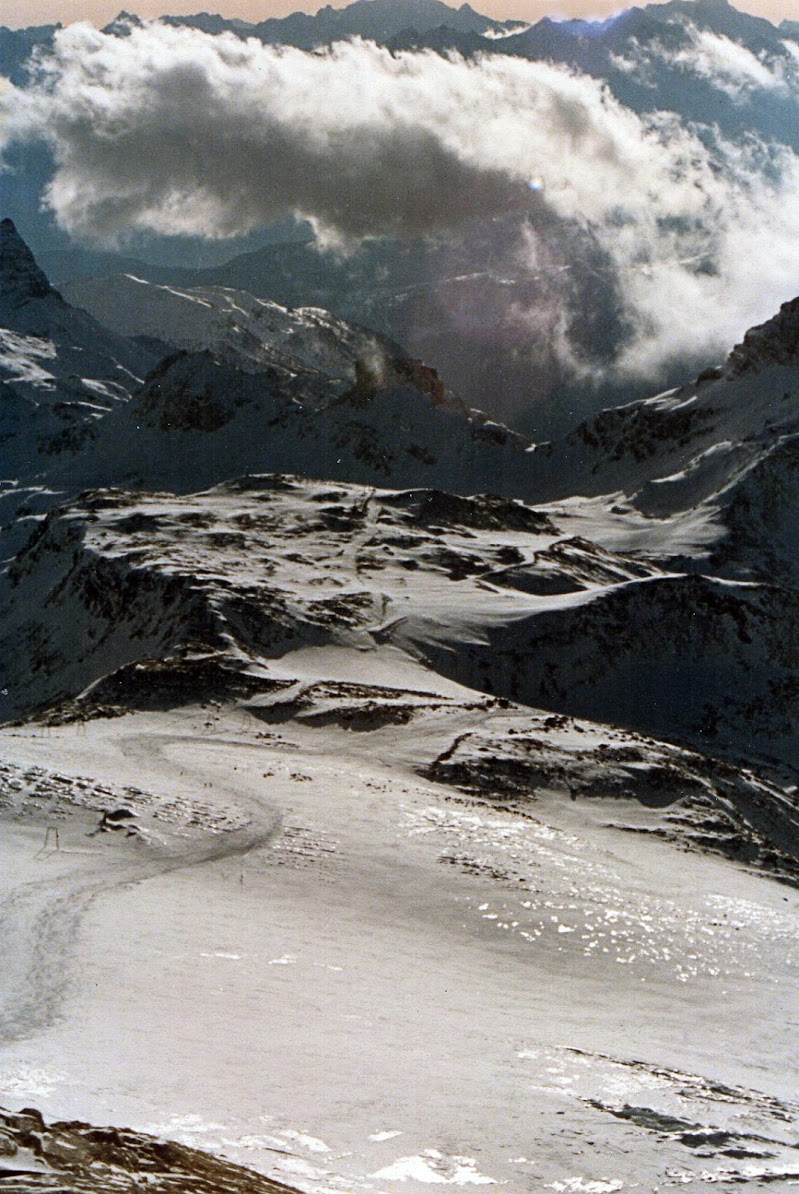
[6,0,799,139]
[5,0,799,433]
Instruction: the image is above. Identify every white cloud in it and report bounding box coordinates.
[667,26,793,99]
[0,22,723,243]
[4,21,799,386]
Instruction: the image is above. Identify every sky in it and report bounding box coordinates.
[2,0,799,31]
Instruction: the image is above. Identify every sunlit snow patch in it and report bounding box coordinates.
[281,1129,331,1153]
[0,1065,68,1097]
[547,1181,624,1193]
[373,1150,495,1184]
[0,329,57,384]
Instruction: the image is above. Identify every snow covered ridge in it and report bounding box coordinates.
[0,221,157,479]
[0,1104,302,1193]
[61,273,422,384]
[526,302,799,591]
[4,474,799,866]
[0,226,534,504]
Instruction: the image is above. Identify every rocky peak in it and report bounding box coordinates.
[727,295,799,374]
[0,218,55,307]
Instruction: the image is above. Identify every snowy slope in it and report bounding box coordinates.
[61,273,412,381]
[523,296,799,591]
[0,221,156,482]
[4,472,799,793]
[29,338,530,501]
[2,232,799,1194]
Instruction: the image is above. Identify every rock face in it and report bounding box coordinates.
[727,296,799,374]
[0,218,53,307]
[0,1104,301,1194]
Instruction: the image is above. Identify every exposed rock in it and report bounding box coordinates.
[727,296,799,374]
[0,219,54,308]
[0,1104,301,1193]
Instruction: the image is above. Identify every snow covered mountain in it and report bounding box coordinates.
[158,0,524,46]
[0,220,156,483]
[1,227,536,555]
[59,220,625,439]
[526,295,799,593]
[60,273,440,380]
[23,263,529,501]
[22,244,799,780]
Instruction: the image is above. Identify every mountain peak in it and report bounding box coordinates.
[0,218,53,307]
[727,295,799,374]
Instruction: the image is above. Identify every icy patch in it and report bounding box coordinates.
[282,1129,331,1153]
[144,1113,226,1139]
[0,329,57,385]
[370,1130,404,1142]
[268,954,297,965]
[547,1182,624,1193]
[373,1151,496,1184]
[0,1065,68,1098]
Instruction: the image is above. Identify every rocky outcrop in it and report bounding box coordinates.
[0,219,55,308]
[727,296,799,374]
[0,1104,301,1194]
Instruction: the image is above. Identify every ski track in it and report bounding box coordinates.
[0,732,281,1046]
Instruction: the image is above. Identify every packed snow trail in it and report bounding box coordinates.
[0,732,281,1045]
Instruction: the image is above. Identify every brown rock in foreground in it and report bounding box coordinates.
[0,1105,301,1193]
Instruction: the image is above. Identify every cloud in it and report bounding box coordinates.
[610,24,799,100]
[1,21,722,244]
[610,148,799,377]
[668,26,794,98]
[4,21,799,388]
